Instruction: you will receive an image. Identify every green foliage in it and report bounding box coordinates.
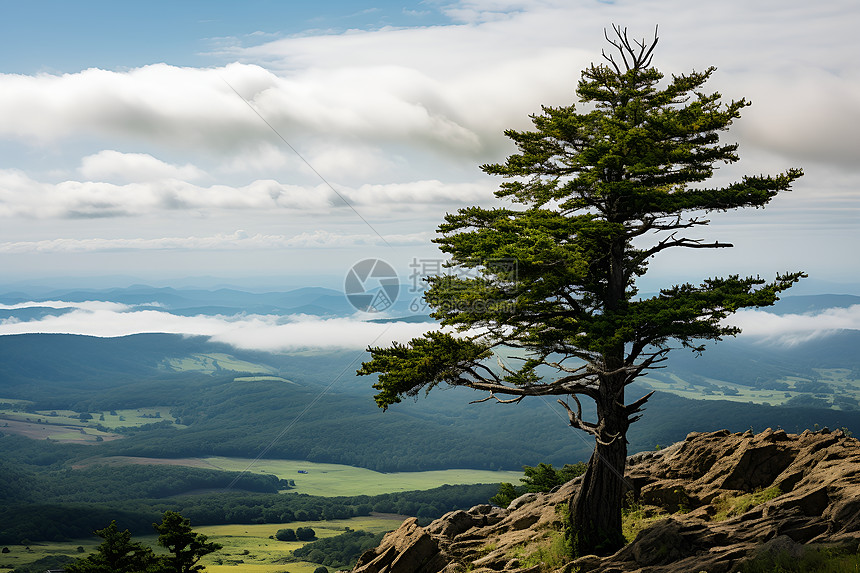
[358,24,803,416]
[489,482,522,508]
[154,511,222,573]
[65,512,220,573]
[523,463,587,492]
[712,486,782,521]
[65,521,158,573]
[491,462,587,507]
[291,529,385,569]
[621,499,667,543]
[508,531,571,572]
[275,528,297,541]
[294,527,316,541]
[358,25,803,557]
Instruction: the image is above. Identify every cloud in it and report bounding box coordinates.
[0,61,483,161]
[224,0,860,171]
[725,305,860,345]
[0,300,132,312]
[0,169,494,219]
[79,150,206,183]
[0,169,332,218]
[1,296,857,353]
[0,230,432,253]
[0,306,438,351]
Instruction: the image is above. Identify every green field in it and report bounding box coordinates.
[0,405,177,425]
[639,367,860,408]
[203,456,522,497]
[162,353,277,375]
[0,517,400,573]
[0,405,183,443]
[233,376,295,383]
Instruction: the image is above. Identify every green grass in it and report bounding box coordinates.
[738,545,860,573]
[507,531,570,572]
[162,353,276,375]
[233,376,295,383]
[0,539,100,571]
[202,456,522,497]
[0,406,183,444]
[0,397,33,405]
[621,504,668,543]
[712,487,782,521]
[0,517,399,573]
[639,368,860,409]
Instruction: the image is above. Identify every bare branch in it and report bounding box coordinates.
[625,391,655,416]
[558,396,600,436]
[470,393,525,405]
[603,23,659,72]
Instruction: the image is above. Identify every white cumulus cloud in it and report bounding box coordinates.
[726,305,860,345]
[79,150,207,183]
[0,307,438,351]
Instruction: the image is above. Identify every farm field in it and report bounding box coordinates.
[0,517,401,573]
[161,352,277,375]
[195,457,521,496]
[81,455,521,496]
[0,405,181,443]
[639,368,860,408]
[192,517,401,572]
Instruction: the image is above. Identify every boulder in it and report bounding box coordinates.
[348,430,860,573]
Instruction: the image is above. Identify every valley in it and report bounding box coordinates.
[1,288,859,572]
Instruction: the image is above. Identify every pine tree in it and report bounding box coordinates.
[154,511,222,573]
[358,24,803,557]
[65,522,157,573]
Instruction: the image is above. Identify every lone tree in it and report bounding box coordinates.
[358,25,803,556]
[155,511,222,573]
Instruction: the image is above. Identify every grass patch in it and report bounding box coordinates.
[233,376,295,383]
[0,517,397,573]
[162,353,276,375]
[0,540,100,571]
[507,531,570,572]
[712,487,782,521]
[621,503,668,543]
[203,457,521,497]
[0,406,182,443]
[739,545,860,573]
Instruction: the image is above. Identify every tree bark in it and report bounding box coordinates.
[568,378,630,556]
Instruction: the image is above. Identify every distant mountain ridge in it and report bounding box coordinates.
[1,332,859,473]
[0,284,431,318]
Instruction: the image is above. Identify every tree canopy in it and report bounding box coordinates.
[66,512,221,573]
[359,24,803,557]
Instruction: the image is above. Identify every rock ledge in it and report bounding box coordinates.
[348,429,860,573]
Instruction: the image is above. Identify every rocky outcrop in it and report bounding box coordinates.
[347,428,860,573]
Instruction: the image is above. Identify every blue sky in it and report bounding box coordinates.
[0,0,858,294]
[0,1,447,74]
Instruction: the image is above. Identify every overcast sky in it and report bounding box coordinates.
[0,0,857,294]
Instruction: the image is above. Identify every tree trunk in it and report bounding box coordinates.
[568,392,629,557]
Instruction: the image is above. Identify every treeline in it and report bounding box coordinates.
[291,529,386,569]
[0,445,283,505]
[0,483,499,544]
[5,334,860,475]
